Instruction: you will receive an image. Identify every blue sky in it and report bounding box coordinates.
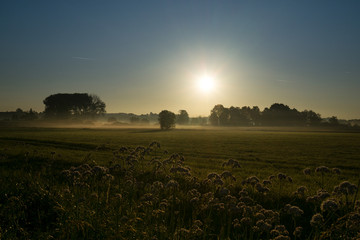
[1,1,359,118]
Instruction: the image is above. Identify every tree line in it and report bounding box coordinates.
[2,92,358,130]
[208,103,327,127]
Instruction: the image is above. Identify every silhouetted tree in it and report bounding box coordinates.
[209,103,323,127]
[209,104,230,126]
[11,108,38,121]
[262,103,302,126]
[43,93,106,119]
[302,110,322,126]
[176,110,189,125]
[329,116,339,126]
[228,106,249,126]
[158,110,176,130]
[249,106,261,126]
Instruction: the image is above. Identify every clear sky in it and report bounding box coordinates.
[1,1,359,119]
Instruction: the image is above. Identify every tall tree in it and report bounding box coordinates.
[209,104,229,126]
[43,93,106,119]
[158,110,176,130]
[176,110,190,125]
[228,106,249,126]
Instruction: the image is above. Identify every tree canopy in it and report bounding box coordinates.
[209,103,322,127]
[176,110,190,125]
[158,110,176,130]
[43,93,106,119]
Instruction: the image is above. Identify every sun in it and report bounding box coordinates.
[197,74,216,93]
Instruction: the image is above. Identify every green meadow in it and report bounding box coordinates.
[1,127,359,181]
[0,126,359,239]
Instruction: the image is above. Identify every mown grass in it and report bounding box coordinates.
[1,127,359,182]
[0,126,359,239]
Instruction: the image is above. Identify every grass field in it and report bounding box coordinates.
[0,126,359,239]
[1,126,359,181]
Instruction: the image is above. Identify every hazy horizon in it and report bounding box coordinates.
[1,1,360,119]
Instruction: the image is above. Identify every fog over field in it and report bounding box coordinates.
[1,1,360,239]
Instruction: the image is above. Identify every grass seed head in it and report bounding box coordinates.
[320,199,339,212]
[303,168,311,175]
[310,213,324,227]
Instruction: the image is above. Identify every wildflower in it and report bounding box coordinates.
[232,219,242,230]
[332,168,341,174]
[243,176,260,186]
[193,220,203,227]
[338,181,357,195]
[306,196,318,203]
[149,141,161,148]
[288,206,303,217]
[103,173,114,182]
[222,158,241,168]
[224,195,237,204]
[119,146,128,153]
[303,168,311,175]
[165,179,179,189]
[159,199,169,209]
[254,212,266,221]
[92,165,108,175]
[270,229,281,237]
[240,217,252,225]
[263,180,272,185]
[170,166,191,176]
[255,183,270,194]
[213,203,225,211]
[285,204,304,217]
[277,173,287,180]
[239,189,248,197]
[202,192,214,201]
[263,209,277,219]
[315,166,330,174]
[269,175,276,180]
[151,181,164,193]
[296,186,307,195]
[310,213,324,227]
[243,206,253,216]
[71,171,81,178]
[213,178,224,185]
[256,220,272,232]
[176,228,190,238]
[284,204,291,212]
[274,225,287,233]
[221,171,236,181]
[317,189,330,200]
[207,172,220,180]
[187,189,201,198]
[293,226,303,238]
[320,199,338,212]
[190,225,203,237]
[239,196,254,205]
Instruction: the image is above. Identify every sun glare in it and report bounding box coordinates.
[197,74,216,93]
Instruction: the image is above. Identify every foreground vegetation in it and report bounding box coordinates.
[0,127,359,239]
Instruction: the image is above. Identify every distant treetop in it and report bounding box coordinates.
[43,93,106,119]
